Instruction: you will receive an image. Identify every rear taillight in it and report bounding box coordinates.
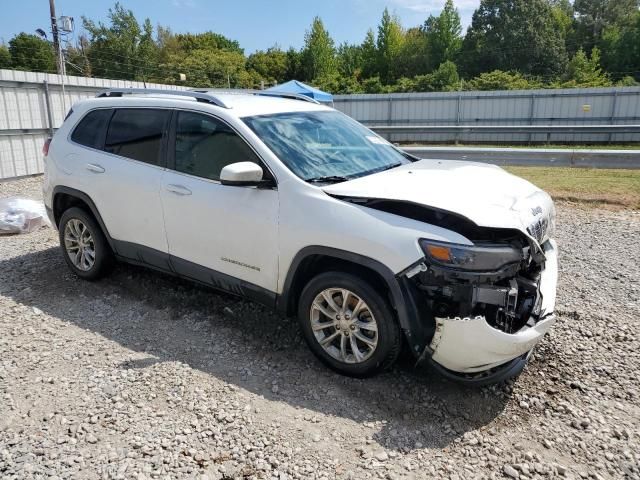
[43,137,52,157]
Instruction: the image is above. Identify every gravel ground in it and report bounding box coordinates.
[1,176,639,480]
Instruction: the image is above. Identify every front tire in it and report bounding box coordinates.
[298,272,401,377]
[59,207,112,280]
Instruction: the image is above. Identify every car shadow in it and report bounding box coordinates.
[0,245,513,452]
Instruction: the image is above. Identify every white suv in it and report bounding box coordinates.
[43,88,558,385]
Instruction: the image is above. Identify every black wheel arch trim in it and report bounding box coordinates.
[277,246,434,356]
[52,186,116,251]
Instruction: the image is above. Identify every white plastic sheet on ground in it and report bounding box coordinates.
[0,197,50,235]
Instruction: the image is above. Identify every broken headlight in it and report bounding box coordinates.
[419,239,524,272]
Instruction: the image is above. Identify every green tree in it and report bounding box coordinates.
[600,11,640,80]
[392,77,418,93]
[161,48,248,87]
[300,17,337,82]
[574,0,639,53]
[360,29,378,78]
[171,31,243,55]
[426,60,460,91]
[0,45,11,69]
[467,70,537,90]
[336,42,363,78]
[8,33,56,72]
[376,8,405,83]
[65,36,92,77]
[398,61,461,92]
[247,46,288,85]
[397,27,429,78]
[83,3,158,81]
[561,47,612,86]
[362,76,385,93]
[285,47,304,80]
[314,72,363,94]
[550,0,576,52]
[423,0,463,71]
[617,75,639,85]
[461,0,568,78]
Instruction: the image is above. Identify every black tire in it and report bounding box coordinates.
[58,207,113,280]
[297,272,401,377]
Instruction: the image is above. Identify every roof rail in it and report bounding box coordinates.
[95,88,231,109]
[190,88,321,105]
[257,91,321,104]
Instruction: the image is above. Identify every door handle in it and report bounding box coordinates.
[166,184,192,196]
[86,163,105,174]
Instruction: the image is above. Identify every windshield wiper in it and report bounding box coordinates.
[378,162,403,172]
[305,175,350,184]
[355,163,403,178]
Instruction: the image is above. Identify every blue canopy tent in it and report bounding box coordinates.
[266,80,333,104]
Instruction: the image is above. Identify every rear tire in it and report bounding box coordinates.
[59,207,113,280]
[298,272,401,377]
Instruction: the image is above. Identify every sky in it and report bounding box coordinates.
[0,0,480,53]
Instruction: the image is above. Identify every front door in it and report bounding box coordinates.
[160,110,279,297]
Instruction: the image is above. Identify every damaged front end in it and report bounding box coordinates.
[404,232,558,383]
[410,238,557,378]
[340,196,558,384]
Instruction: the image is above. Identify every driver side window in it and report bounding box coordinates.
[174,111,260,181]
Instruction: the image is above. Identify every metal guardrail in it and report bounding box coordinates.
[404,146,640,169]
[371,124,640,135]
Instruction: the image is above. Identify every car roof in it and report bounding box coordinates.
[73,91,333,118]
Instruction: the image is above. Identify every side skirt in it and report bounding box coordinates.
[112,240,277,309]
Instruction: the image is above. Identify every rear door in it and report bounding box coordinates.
[69,107,171,262]
[160,110,279,295]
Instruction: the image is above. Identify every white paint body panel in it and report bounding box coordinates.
[44,126,167,253]
[323,159,555,241]
[160,169,279,291]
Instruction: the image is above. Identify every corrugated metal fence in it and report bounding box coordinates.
[333,88,640,144]
[0,69,185,180]
[1,68,640,180]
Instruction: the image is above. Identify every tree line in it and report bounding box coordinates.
[1,0,639,93]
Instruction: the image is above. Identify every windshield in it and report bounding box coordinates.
[242,110,412,182]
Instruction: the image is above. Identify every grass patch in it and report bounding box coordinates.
[505,167,640,210]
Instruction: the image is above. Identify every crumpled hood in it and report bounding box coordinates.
[323,159,554,243]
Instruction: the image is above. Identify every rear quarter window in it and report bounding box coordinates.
[70,109,112,150]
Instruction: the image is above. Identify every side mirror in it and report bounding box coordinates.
[220,162,271,187]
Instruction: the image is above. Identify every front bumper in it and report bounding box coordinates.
[429,239,558,374]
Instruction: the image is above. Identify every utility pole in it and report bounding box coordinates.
[49,0,62,74]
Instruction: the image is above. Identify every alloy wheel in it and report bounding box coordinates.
[64,218,96,272]
[310,288,379,364]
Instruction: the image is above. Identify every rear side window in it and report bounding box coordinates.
[174,111,260,181]
[70,109,112,149]
[104,109,169,166]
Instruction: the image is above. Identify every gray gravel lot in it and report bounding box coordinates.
[1,176,639,480]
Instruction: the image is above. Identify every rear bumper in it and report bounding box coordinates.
[429,239,558,374]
